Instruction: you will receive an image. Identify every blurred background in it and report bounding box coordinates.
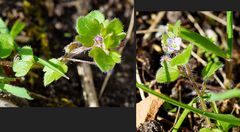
[0,0,134,107]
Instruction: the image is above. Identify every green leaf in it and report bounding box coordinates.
[76,16,101,47]
[207,88,240,101]
[10,20,26,39]
[103,19,125,49]
[89,47,117,72]
[173,20,181,36]
[136,83,240,126]
[18,46,34,61]
[0,83,32,100]
[13,61,33,77]
[219,121,234,132]
[0,33,14,58]
[156,61,180,83]
[13,46,35,77]
[109,51,121,63]
[86,10,105,23]
[35,57,69,80]
[43,58,68,86]
[103,19,110,27]
[170,44,193,66]
[169,25,229,59]
[0,18,9,33]
[201,61,223,80]
[103,18,124,35]
[104,32,126,49]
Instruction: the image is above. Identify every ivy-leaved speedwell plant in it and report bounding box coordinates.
[137,11,240,131]
[0,10,125,101]
[75,10,125,72]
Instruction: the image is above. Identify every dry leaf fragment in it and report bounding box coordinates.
[136,89,164,128]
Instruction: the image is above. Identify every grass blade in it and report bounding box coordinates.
[172,99,195,132]
[136,83,240,126]
[179,27,229,59]
[208,88,240,101]
[227,11,233,58]
[10,20,26,39]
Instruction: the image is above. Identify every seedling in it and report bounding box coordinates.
[0,10,125,101]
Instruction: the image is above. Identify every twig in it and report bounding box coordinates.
[186,13,206,36]
[29,91,77,106]
[184,64,211,126]
[99,71,112,98]
[99,8,134,97]
[136,64,146,100]
[200,11,240,32]
[77,64,99,107]
[170,85,182,131]
[136,29,164,34]
[66,58,96,65]
[142,12,165,46]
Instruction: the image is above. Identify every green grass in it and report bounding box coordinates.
[136,82,240,126]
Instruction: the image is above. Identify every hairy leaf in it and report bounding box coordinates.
[156,61,180,83]
[86,10,105,23]
[89,47,119,72]
[76,17,101,47]
[103,19,125,49]
[170,44,193,66]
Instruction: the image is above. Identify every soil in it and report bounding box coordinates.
[0,0,134,107]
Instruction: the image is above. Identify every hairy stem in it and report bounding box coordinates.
[184,64,211,126]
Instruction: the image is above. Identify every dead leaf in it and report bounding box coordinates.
[136,89,164,128]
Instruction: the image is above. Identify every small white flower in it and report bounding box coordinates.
[166,37,182,53]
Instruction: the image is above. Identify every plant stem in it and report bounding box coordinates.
[172,98,196,132]
[210,101,222,129]
[65,58,96,65]
[225,11,233,88]
[184,64,211,126]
